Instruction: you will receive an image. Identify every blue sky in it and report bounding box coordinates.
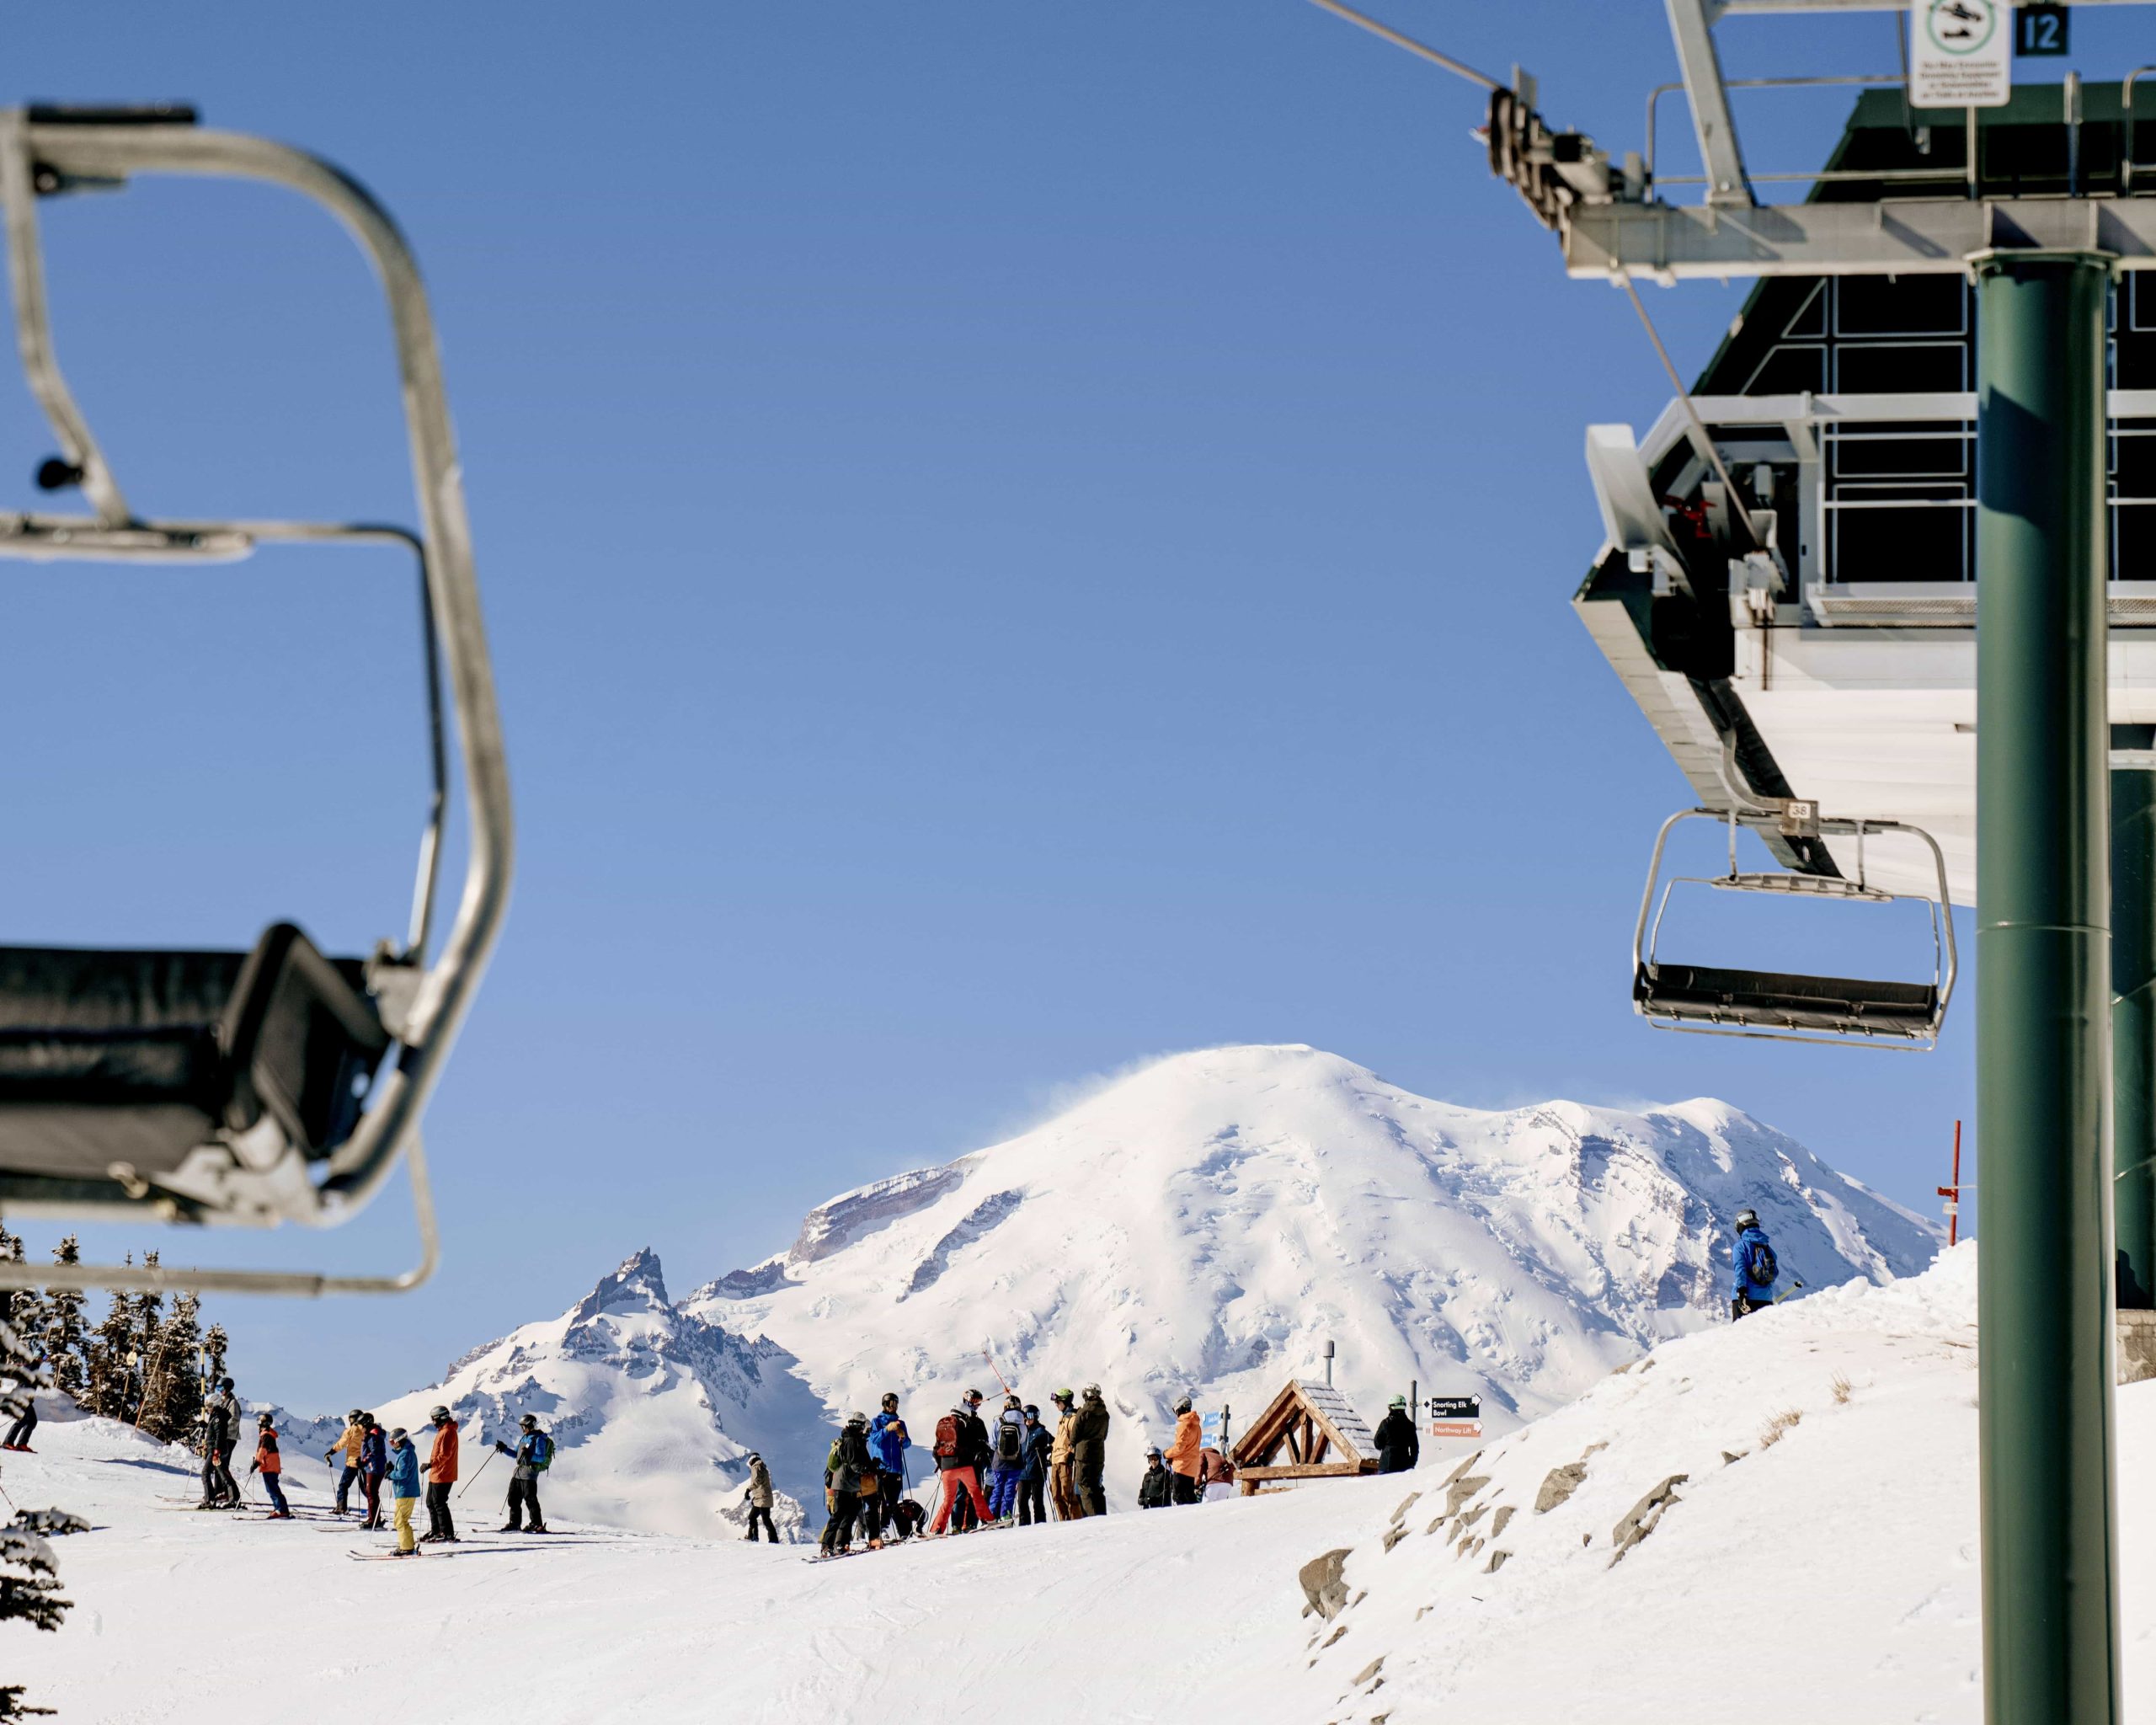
[8,3,2143,1412]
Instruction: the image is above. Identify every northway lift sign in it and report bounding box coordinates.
[1910,0,2013,107]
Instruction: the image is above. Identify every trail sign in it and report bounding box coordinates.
[1428,1396,1481,1420]
[2015,4,2069,56]
[1430,1420,1483,1439]
[1910,0,2013,108]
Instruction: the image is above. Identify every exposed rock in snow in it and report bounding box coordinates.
[686,1044,1939,1500]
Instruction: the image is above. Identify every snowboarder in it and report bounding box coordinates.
[359,1414,388,1530]
[927,1392,994,1535]
[1049,1388,1080,1520]
[1071,1384,1112,1517]
[1164,1396,1203,1504]
[987,1393,1027,1523]
[741,1451,779,1543]
[1138,1446,1173,1508]
[325,1409,366,1514]
[1732,1207,1780,1319]
[494,1413,552,1533]
[198,1381,238,1508]
[1017,1403,1052,1526]
[422,1405,460,1543]
[868,1391,910,1484]
[248,1413,291,1518]
[384,1426,423,1556]
[1373,1396,1419,1474]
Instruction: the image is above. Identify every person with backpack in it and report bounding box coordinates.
[927,1392,995,1535]
[1164,1396,1203,1504]
[207,1379,241,1505]
[248,1413,292,1519]
[325,1409,366,1514]
[384,1426,423,1556]
[422,1405,460,1543]
[1732,1207,1780,1319]
[819,1411,878,1555]
[359,1414,388,1530]
[1017,1403,1052,1526]
[494,1413,552,1533]
[741,1451,779,1543]
[1138,1445,1173,1509]
[986,1393,1027,1525]
[1372,1396,1419,1474]
[1071,1384,1112,1517]
[1048,1389,1080,1520]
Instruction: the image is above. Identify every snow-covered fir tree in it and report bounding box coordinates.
[37,1241,84,1406]
[0,1308,72,1717]
[83,1258,138,1422]
[137,1292,205,1445]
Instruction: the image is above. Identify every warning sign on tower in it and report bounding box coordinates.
[1910,0,2014,108]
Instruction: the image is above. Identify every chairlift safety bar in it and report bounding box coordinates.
[0,107,513,1294]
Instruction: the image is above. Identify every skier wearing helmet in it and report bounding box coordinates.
[1373,1395,1419,1474]
[1071,1385,1112,1517]
[1732,1207,1780,1319]
[422,1405,460,1543]
[494,1414,552,1533]
[1048,1389,1080,1520]
[1164,1396,1203,1503]
[248,1413,291,1518]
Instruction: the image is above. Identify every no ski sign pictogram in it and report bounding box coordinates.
[1910,0,2013,108]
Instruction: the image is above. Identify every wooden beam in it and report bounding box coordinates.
[1237,1462,1366,1482]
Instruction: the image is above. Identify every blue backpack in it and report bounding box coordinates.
[1746,1238,1779,1288]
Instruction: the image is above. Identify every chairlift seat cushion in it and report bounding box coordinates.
[0,925,387,1182]
[1635,961,1938,1038]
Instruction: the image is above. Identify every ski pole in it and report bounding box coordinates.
[457,1447,499,1499]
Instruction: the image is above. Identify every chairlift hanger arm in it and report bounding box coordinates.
[0,108,512,1280]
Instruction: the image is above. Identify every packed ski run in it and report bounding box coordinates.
[4,1247,2153,1722]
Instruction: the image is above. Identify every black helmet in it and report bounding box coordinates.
[519,1413,538,1429]
[430,1405,451,1423]
[1737,1208,1760,1231]
[881,1391,899,1408]
[1023,1403,1040,1417]
[348,1407,364,1422]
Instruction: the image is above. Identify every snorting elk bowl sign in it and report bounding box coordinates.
[1910,0,2013,108]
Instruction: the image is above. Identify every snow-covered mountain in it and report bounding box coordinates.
[368,1248,828,1535]
[685,1044,1940,1475]
[342,1043,1935,1529]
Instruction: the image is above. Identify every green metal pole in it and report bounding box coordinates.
[2116,761,2156,1311]
[1976,251,2120,1725]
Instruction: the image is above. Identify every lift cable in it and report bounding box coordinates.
[1297,0,1499,92]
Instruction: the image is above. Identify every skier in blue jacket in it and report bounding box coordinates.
[869,1393,910,1483]
[1732,1207,1780,1319]
[384,1427,424,1556]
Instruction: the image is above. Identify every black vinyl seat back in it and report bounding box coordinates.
[1634,960,1940,1039]
[0,923,388,1184]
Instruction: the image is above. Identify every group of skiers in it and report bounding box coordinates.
[317,1407,557,1555]
[794,1383,1247,1557]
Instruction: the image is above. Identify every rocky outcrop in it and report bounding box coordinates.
[1299,1548,1353,1620]
[1609,1474,1688,1565]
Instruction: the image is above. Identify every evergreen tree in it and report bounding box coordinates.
[202,1322,229,1389]
[38,1241,84,1406]
[138,1293,205,1444]
[0,1305,72,1716]
[83,1259,137,1422]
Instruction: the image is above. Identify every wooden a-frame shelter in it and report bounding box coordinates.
[1229,1378,1379,1496]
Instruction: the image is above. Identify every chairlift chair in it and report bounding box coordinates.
[1632,805,1957,1049]
[0,106,512,1295]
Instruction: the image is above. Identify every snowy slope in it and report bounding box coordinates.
[686,1044,1939,1488]
[366,1249,828,1535]
[8,1247,2153,1725]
